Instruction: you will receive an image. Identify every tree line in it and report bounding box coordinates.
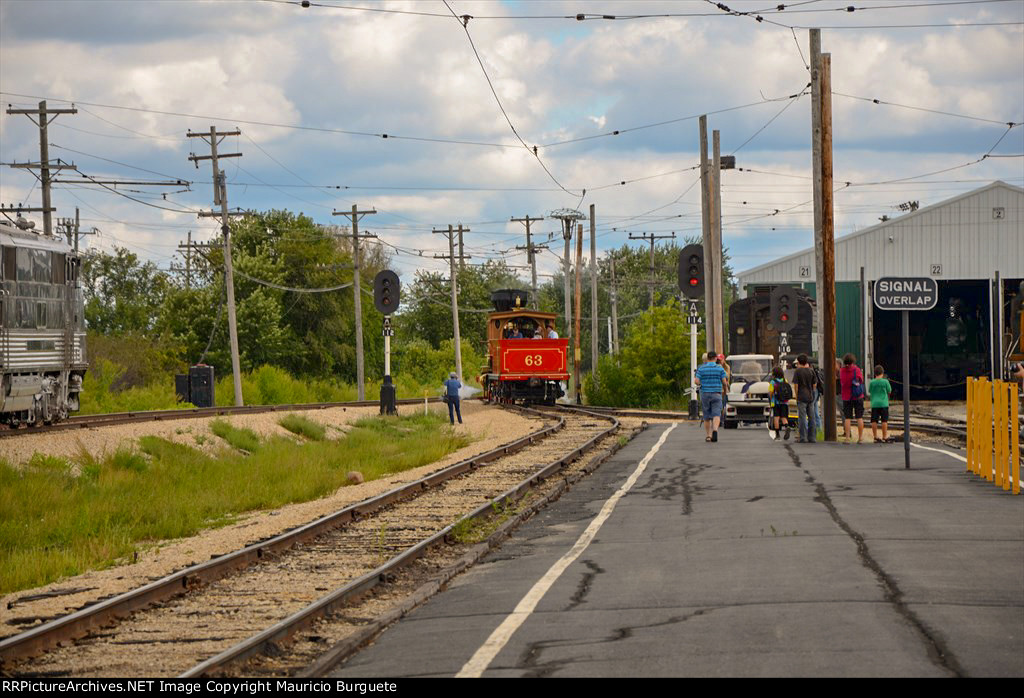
[82,208,736,404]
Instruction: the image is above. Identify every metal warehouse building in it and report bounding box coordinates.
[735,180,1024,399]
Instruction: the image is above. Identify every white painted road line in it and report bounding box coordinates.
[910,442,966,462]
[911,441,1023,488]
[456,423,679,678]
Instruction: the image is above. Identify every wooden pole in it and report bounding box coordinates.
[821,52,837,442]
[590,204,599,381]
[610,255,619,355]
[699,115,715,354]
[712,129,724,355]
[575,224,584,403]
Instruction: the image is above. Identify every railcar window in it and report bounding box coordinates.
[16,299,35,329]
[2,246,14,281]
[16,248,32,281]
[52,252,65,285]
[47,300,64,329]
[33,249,50,283]
[15,248,51,283]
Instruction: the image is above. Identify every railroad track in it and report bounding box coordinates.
[0,405,625,678]
[0,398,445,439]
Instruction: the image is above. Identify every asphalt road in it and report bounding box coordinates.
[332,422,1024,678]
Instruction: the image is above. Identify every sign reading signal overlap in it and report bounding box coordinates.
[873,277,938,311]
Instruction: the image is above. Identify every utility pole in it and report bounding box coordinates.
[512,215,546,307]
[188,127,244,406]
[458,225,466,272]
[610,254,620,355]
[810,29,838,441]
[574,224,583,404]
[176,231,194,290]
[332,206,377,401]
[589,204,599,382]
[711,130,725,356]
[433,225,472,382]
[699,115,717,353]
[5,101,78,236]
[549,209,585,351]
[629,231,676,310]
[822,49,838,442]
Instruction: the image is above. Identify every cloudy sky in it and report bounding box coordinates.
[1,0,1022,284]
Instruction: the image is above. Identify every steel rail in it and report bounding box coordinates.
[0,404,561,666]
[575,405,692,420]
[179,406,621,678]
[0,398,444,439]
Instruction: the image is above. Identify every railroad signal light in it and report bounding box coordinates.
[678,244,705,299]
[770,285,798,332]
[373,269,401,315]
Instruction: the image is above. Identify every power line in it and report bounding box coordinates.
[440,1,581,199]
[833,92,1021,127]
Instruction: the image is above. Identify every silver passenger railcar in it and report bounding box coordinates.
[0,217,87,426]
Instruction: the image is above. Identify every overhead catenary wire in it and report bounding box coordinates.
[440,0,582,199]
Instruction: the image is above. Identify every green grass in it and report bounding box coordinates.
[278,414,327,441]
[209,419,262,452]
[0,413,470,595]
[450,498,527,545]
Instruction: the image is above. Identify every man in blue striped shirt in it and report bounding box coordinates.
[695,351,729,443]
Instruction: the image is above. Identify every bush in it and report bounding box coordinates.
[584,302,698,408]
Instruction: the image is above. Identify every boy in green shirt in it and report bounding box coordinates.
[868,365,892,443]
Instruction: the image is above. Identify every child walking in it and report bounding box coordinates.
[868,365,892,443]
[769,366,792,441]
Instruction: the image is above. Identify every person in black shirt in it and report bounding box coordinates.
[793,354,817,443]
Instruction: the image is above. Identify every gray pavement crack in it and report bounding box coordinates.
[516,607,718,677]
[783,444,967,678]
[638,458,711,514]
[565,559,605,611]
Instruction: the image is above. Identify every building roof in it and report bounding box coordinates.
[736,180,1023,284]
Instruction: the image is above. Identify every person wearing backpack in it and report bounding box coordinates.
[792,354,817,443]
[769,365,792,441]
[840,353,866,443]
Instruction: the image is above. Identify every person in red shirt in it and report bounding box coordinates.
[839,353,866,443]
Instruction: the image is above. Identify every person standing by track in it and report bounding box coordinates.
[868,364,892,443]
[793,354,817,443]
[769,366,792,441]
[840,353,866,443]
[695,351,729,443]
[444,372,463,425]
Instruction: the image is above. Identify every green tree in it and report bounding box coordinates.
[585,299,702,407]
[82,247,172,335]
[395,261,525,353]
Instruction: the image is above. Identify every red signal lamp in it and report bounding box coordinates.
[689,277,699,286]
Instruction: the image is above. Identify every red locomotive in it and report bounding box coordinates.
[480,289,568,405]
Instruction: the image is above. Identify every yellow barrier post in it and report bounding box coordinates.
[1011,382,1020,495]
[967,378,975,474]
[978,378,987,481]
[999,380,1007,483]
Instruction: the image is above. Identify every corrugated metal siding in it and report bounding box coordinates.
[0,332,86,370]
[737,182,1024,285]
